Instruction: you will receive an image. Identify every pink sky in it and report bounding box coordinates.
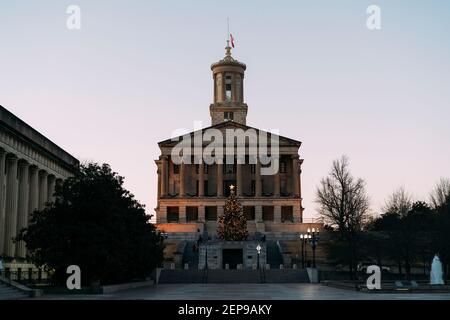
[1,1,449,220]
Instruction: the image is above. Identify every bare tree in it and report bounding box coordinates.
[316,155,370,236]
[315,156,370,278]
[382,186,413,216]
[429,177,450,209]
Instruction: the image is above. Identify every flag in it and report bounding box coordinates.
[230,33,235,48]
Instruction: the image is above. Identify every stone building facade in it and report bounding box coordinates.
[0,105,79,263]
[155,44,324,269]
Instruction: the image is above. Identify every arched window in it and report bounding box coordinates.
[225,75,232,101]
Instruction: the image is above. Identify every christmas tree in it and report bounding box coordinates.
[217,185,249,241]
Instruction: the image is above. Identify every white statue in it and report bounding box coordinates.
[430,254,445,285]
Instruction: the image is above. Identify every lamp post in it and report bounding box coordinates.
[256,244,261,270]
[205,241,208,270]
[307,228,320,268]
[299,234,306,269]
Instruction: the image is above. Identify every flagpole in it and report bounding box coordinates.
[227,17,230,44]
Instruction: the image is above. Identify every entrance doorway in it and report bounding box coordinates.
[222,249,243,269]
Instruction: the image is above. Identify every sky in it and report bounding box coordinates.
[1,1,449,220]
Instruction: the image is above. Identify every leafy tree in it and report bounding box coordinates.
[434,194,450,278]
[370,201,434,280]
[315,156,370,278]
[217,185,248,241]
[17,163,164,286]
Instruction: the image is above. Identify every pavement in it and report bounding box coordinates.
[36,283,450,300]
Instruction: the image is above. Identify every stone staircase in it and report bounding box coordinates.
[182,241,199,269]
[0,282,28,300]
[266,241,283,268]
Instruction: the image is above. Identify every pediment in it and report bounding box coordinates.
[158,121,301,149]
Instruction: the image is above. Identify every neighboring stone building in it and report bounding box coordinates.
[155,44,324,269]
[0,105,79,268]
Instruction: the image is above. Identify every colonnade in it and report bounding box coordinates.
[0,148,62,259]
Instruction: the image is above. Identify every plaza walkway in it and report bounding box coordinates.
[40,283,450,300]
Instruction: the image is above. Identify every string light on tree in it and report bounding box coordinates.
[217,185,249,241]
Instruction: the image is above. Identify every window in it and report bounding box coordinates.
[204,181,209,196]
[186,207,198,222]
[173,164,180,174]
[262,206,274,221]
[205,206,217,221]
[251,180,256,196]
[244,206,255,221]
[167,207,179,222]
[224,111,234,121]
[225,75,232,101]
[281,206,294,223]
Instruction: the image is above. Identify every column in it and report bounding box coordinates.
[47,175,56,203]
[298,159,303,198]
[198,205,205,222]
[255,205,263,222]
[4,155,19,257]
[38,170,48,210]
[219,73,224,102]
[27,166,39,257]
[179,206,186,223]
[198,163,204,197]
[236,163,243,197]
[161,156,168,197]
[28,166,39,220]
[179,162,185,197]
[157,165,161,199]
[274,172,281,197]
[158,206,167,223]
[293,205,302,223]
[16,161,29,258]
[216,73,223,102]
[217,205,224,220]
[216,163,223,197]
[0,149,6,255]
[292,155,300,196]
[255,161,261,197]
[274,205,282,223]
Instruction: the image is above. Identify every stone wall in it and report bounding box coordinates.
[198,241,267,270]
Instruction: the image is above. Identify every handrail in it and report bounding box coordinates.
[302,217,324,224]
